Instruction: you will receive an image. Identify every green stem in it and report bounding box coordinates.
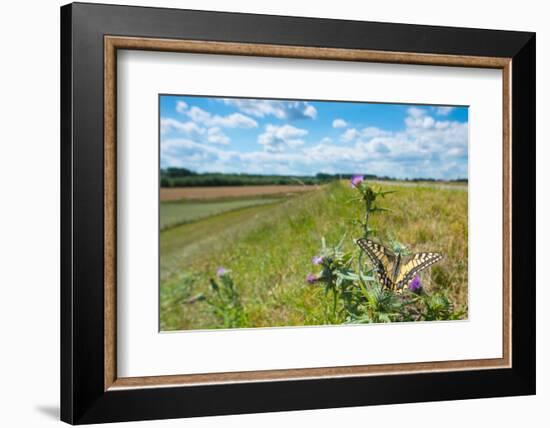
[357,252,369,291]
[332,287,338,323]
[364,199,370,237]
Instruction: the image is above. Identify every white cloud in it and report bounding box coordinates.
[184,106,258,128]
[223,99,317,120]
[175,100,188,113]
[374,142,390,154]
[361,127,391,139]
[332,118,347,128]
[434,106,455,116]
[186,106,211,123]
[447,146,466,157]
[206,127,230,145]
[340,127,389,142]
[224,99,285,118]
[160,118,203,136]
[161,138,233,170]
[407,106,427,118]
[405,114,435,129]
[341,128,359,142]
[258,124,308,152]
[161,118,230,146]
[303,104,317,119]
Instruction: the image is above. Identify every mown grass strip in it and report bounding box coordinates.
[160,197,283,230]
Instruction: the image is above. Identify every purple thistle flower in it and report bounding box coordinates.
[409,275,422,293]
[305,273,319,284]
[216,267,229,277]
[350,175,364,188]
[311,255,324,265]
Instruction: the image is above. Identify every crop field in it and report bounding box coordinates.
[160,180,468,331]
[160,185,317,201]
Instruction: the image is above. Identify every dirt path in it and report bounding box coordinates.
[160,185,319,201]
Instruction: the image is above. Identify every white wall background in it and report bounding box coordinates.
[0,0,545,426]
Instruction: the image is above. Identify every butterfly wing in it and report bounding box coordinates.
[356,238,396,289]
[395,252,443,291]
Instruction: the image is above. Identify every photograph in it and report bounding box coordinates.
[55,2,536,424]
[159,95,469,331]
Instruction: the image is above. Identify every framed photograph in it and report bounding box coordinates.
[60,2,535,424]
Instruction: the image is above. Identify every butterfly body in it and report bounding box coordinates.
[391,252,402,284]
[356,238,443,293]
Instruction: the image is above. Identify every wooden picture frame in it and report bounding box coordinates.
[61,2,535,424]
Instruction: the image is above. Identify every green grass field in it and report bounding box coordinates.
[160,197,282,230]
[160,181,468,331]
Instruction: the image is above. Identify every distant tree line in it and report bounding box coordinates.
[160,167,467,187]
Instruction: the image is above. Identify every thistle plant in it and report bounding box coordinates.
[349,175,394,238]
[306,176,459,324]
[307,237,368,323]
[186,267,248,328]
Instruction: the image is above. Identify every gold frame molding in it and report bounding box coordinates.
[104,36,512,391]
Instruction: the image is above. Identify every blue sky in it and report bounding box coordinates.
[160,95,468,179]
